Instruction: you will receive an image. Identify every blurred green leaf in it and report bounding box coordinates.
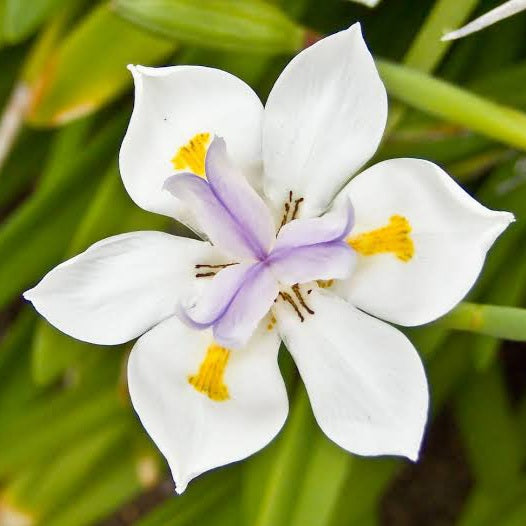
[455,365,523,488]
[289,431,351,526]
[1,418,131,522]
[458,478,526,526]
[403,0,479,72]
[3,0,79,44]
[377,60,526,150]
[0,114,125,309]
[44,434,161,526]
[329,458,398,526]
[0,386,123,477]
[28,4,175,126]
[113,0,306,54]
[245,386,316,526]
[471,61,526,110]
[385,0,480,134]
[136,466,240,526]
[0,309,41,414]
[378,59,526,151]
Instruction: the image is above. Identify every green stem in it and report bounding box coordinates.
[378,59,526,151]
[385,0,481,134]
[403,0,479,71]
[437,302,526,341]
[252,386,314,526]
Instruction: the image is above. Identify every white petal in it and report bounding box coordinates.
[262,23,387,218]
[128,316,288,493]
[120,65,264,222]
[336,158,514,326]
[24,232,221,345]
[442,0,526,41]
[275,289,428,460]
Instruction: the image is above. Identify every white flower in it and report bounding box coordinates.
[23,24,513,493]
[442,0,526,41]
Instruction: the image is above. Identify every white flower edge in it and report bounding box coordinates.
[128,316,288,493]
[334,158,514,326]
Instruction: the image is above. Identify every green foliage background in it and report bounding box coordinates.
[1,0,526,524]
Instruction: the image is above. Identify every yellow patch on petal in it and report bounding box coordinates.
[188,343,230,401]
[171,132,211,177]
[317,279,334,289]
[348,215,414,262]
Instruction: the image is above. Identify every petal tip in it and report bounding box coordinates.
[440,31,456,41]
[501,211,516,225]
[22,288,34,301]
[348,21,362,34]
[491,210,515,237]
[405,442,422,462]
[174,480,188,495]
[127,64,140,80]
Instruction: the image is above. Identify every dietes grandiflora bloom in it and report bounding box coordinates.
[24,24,514,493]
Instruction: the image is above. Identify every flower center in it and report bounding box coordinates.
[347,215,414,262]
[188,343,230,401]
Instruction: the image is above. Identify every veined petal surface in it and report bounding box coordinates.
[128,317,288,493]
[120,65,264,223]
[24,232,220,345]
[275,289,428,460]
[336,159,514,326]
[262,23,387,218]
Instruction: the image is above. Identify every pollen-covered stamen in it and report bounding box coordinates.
[172,132,211,177]
[188,343,230,401]
[347,215,414,262]
[267,313,277,331]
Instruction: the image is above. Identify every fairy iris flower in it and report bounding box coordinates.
[24,24,513,493]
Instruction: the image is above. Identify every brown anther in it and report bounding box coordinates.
[195,262,238,269]
[292,284,315,315]
[279,291,304,322]
[195,272,216,278]
[278,202,291,232]
[291,198,304,221]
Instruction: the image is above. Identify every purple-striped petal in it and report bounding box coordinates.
[268,241,355,285]
[206,137,275,256]
[267,200,355,284]
[214,263,279,348]
[274,199,354,250]
[179,263,255,328]
[164,137,274,260]
[179,262,279,349]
